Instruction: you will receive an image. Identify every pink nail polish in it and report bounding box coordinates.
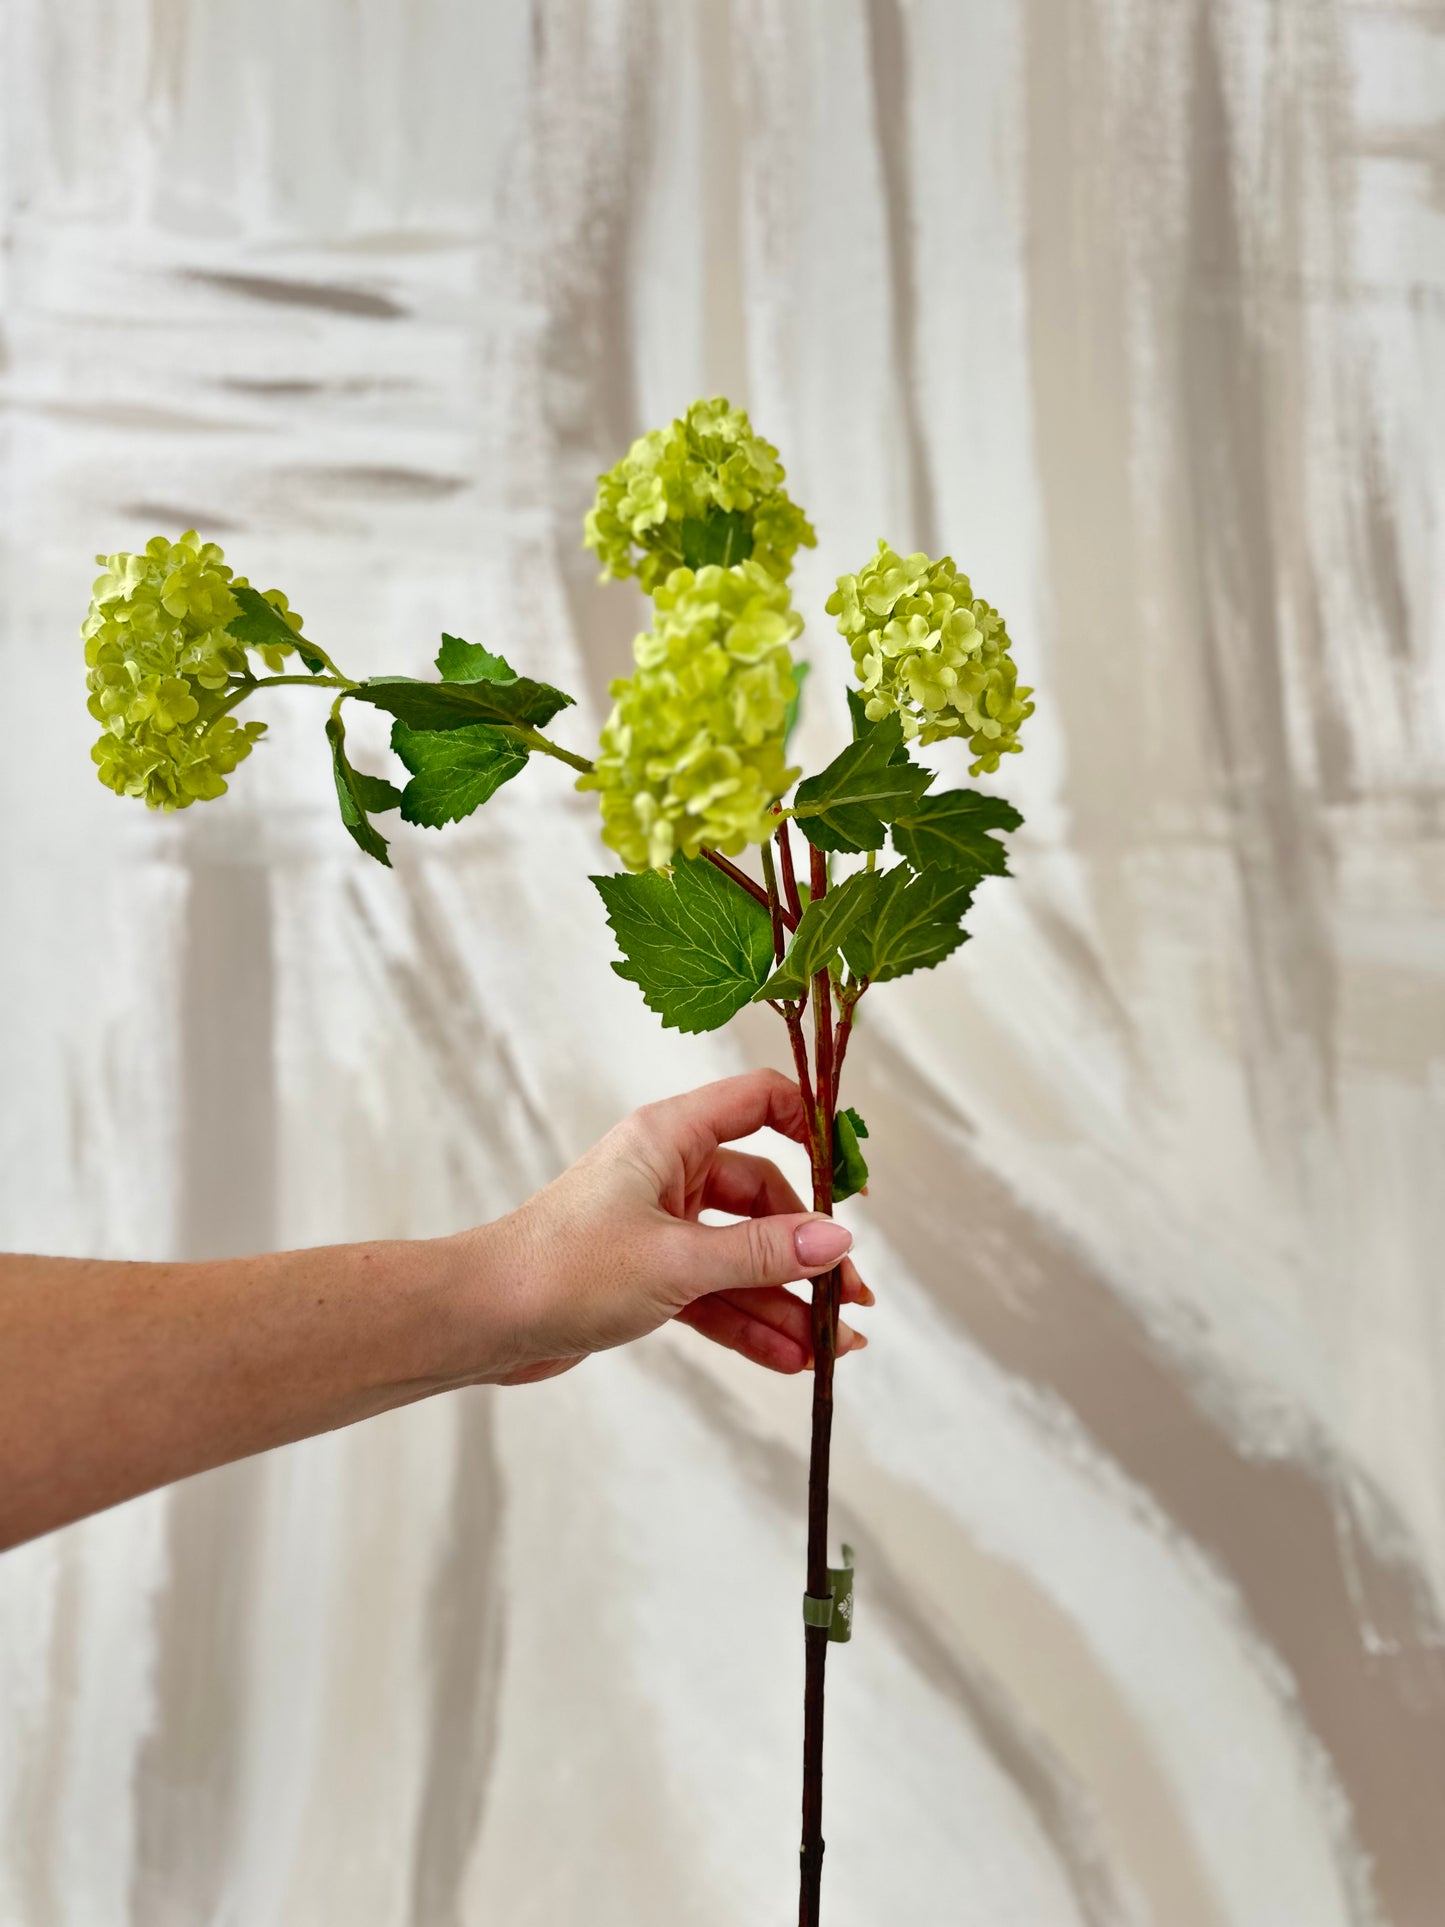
[794,1219,853,1268]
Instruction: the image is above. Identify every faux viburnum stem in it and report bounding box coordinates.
[799,842,841,1927]
[759,840,788,963]
[699,847,770,921]
[84,410,1034,1927]
[703,846,799,934]
[831,985,865,1116]
[785,1004,816,1122]
[767,804,843,1927]
[215,673,356,719]
[758,836,814,1106]
[504,726,594,775]
[776,817,804,924]
[809,846,836,1175]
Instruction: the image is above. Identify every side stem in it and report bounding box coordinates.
[506,725,594,774]
[759,841,788,960]
[705,845,798,930]
[214,672,355,719]
[830,981,866,1115]
[776,818,804,924]
[216,677,597,780]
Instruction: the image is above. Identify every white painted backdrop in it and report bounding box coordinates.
[1,3,1442,1923]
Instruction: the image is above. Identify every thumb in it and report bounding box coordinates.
[673,1213,854,1296]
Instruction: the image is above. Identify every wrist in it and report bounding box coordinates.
[414,1216,538,1390]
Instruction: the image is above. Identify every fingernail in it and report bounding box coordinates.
[794,1219,853,1267]
[859,1284,876,1307]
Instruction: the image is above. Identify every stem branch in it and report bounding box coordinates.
[506,726,594,774]
[830,982,866,1116]
[216,678,596,780]
[701,846,797,929]
[776,818,804,925]
[215,672,354,719]
[759,841,789,960]
[784,997,815,1122]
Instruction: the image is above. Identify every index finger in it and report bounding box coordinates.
[647,1068,809,1154]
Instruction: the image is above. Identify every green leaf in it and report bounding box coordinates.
[593,855,775,1034]
[228,583,328,675]
[436,633,516,683]
[352,671,574,733]
[391,719,529,829]
[754,869,887,1002]
[791,713,933,853]
[831,1107,870,1202]
[841,862,979,983]
[891,788,1022,878]
[784,658,810,751]
[846,687,876,740]
[351,769,403,814]
[680,508,754,569]
[326,713,392,866]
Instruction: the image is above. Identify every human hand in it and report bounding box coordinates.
[0,1073,868,1547]
[464,1070,871,1386]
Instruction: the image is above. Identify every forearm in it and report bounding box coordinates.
[0,1233,511,1550]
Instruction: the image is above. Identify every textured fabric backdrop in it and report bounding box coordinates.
[1,3,1443,1923]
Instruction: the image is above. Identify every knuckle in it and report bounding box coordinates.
[621,1106,670,1168]
[744,1214,780,1283]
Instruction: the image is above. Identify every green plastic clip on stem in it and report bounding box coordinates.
[801,1545,855,1644]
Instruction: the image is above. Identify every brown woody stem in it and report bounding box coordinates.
[763,837,815,1109]
[759,841,788,965]
[830,982,866,1116]
[798,840,841,1926]
[701,846,799,931]
[781,984,815,1118]
[777,818,804,925]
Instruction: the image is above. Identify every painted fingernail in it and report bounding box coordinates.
[794,1219,853,1267]
[859,1284,876,1307]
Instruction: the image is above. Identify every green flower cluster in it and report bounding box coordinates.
[827,541,1034,773]
[584,397,816,593]
[83,531,303,810]
[580,560,802,871]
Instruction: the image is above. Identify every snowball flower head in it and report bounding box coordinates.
[826,541,1034,774]
[584,397,816,594]
[579,560,802,871]
[83,531,304,809]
